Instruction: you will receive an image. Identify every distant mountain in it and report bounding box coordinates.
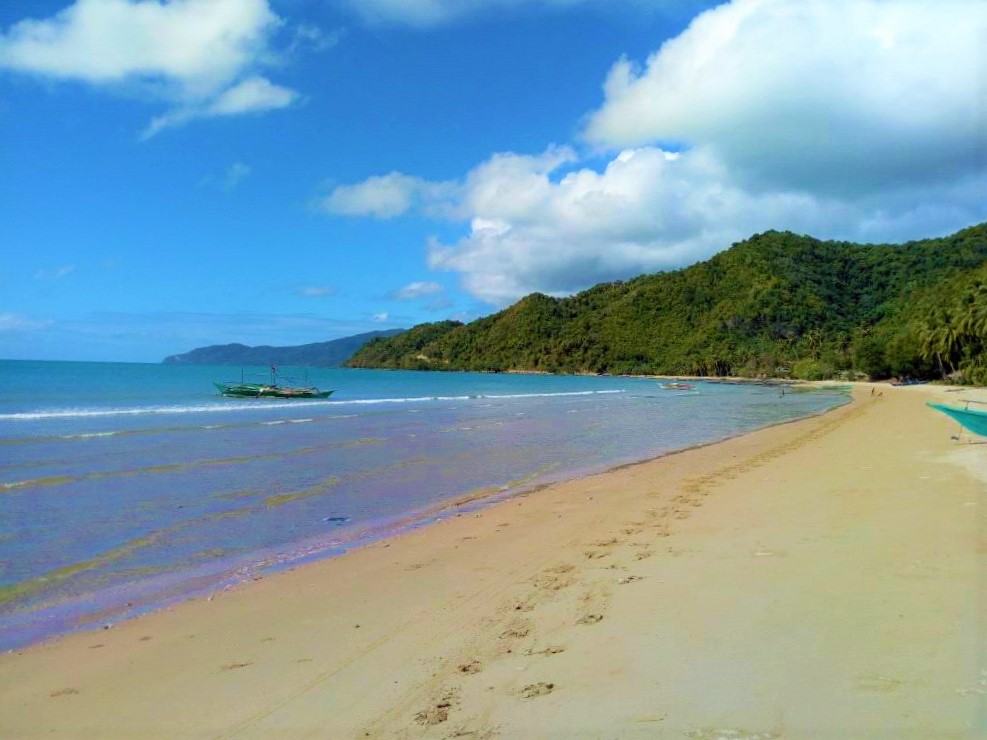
[347,223,987,381]
[163,329,404,367]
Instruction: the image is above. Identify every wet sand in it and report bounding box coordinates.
[1,384,984,738]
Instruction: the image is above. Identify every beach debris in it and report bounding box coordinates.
[49,688,80,698]
[576,613,604,625]
[519,682,555,699]
[220,661,253,672]
[525,645,565,656]
[686,728,778,740]
[635,714,667,723]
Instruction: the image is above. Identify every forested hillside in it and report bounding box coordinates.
[347,224,987,381]
[163,329,403,367]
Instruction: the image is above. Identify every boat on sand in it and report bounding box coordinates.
[927,401,987,437]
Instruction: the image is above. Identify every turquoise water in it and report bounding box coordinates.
[0,360,848,650]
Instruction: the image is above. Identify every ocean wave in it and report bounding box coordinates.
[0,390,626,421]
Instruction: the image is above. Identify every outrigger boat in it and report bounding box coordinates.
[660,382,695,391]
[215,367,334,399]
[927,400,987,437]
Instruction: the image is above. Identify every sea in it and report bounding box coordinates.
[0,360,849,651]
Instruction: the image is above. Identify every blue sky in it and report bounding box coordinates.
[1,0,985,362]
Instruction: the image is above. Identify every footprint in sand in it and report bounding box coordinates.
[414,701,452,726]
[576,613,604,625]
[583,549,610,560]
[414,688,460,726]
[519,682,555,699]
[499,619,532,640]
[50,688,80,698]
[457,659,483,674]
[635,550,653,560]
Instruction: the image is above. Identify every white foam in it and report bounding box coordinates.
[0,389,626,422]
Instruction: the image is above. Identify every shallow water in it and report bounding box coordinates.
[0,360,847,649]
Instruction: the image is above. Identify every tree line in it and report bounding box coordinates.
[348,223,987,383]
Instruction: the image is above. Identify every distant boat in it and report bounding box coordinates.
[214,367,334,399]
[927,401,987,437]
[660,382,695,391]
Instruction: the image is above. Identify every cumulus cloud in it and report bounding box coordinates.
[583,0,987,195]
[0,0,300,136]
[326,0,987,306]
[425,145,866,304]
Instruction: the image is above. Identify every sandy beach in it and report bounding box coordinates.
[1,384,984,738]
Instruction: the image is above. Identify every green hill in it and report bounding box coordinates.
[163,329,404,367]
[346,224,987,381]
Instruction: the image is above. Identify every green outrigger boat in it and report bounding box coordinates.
[927,401,987,437]
[214,367,334,399]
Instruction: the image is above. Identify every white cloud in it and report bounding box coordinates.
[391,281,443,300]
[322,173,424,218]
[372,312,390,322]
[34,265,76,280]
[320,172,458,219]
[583,0,987,195]
[0,0,300,136]
[0,312,53,331]
[143,76,299,137]
[325,0,987,306]
[335,141,987,306]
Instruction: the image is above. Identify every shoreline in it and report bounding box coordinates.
[1,383,984,737]
[0,385,849,654]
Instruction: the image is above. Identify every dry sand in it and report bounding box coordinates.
[1,385,985,738]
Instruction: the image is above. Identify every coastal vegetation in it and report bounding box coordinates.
[347,223,987,381]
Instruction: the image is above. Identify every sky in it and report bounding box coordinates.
[1,0,985,363]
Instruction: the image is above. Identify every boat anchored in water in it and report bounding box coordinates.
[660,382,695,391]
[214,366,334,399]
